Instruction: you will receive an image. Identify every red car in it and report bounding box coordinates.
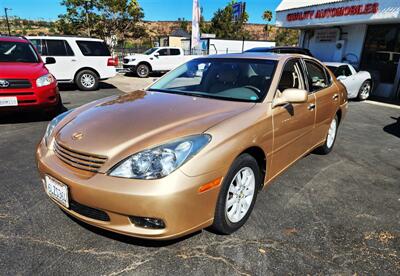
[0,36,61,116]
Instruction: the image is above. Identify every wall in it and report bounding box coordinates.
[302,24,367,66]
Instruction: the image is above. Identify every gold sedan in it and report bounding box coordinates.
[36,53,348,240]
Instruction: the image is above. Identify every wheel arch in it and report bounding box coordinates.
[137,61,152,72]
[239,146,267,190]
[74,67,100,81]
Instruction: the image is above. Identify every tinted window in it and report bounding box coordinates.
[149,58,277,102]
[0,41,39,63]
[157,49,169,56]
[304,60,329,92]
[46,40,74,56]
[76,41,111,56]
[170,49,181,55]
[30,39,44,55]
[328,65,352,77]
[144,48,158,55]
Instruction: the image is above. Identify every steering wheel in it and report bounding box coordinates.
[243,85,261,94]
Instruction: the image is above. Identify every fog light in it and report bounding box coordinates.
[129,216,165,229]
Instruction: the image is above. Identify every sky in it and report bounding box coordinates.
[0,0,281,23]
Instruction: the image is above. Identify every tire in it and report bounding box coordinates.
[75,70,99,91]
[357,80,371,101]
[136,63,150,78]
[211,153,261,234]
[315,115,339,155]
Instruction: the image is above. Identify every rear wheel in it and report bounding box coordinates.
[315,115,338,155]
[136,64,150,78]
[357,80,371,101]
[211,154,261,234]
[75,70,99,91]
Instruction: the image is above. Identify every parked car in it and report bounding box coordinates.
[244,46,314,57]
[27,36,118,91]
[0,36,61,115]
[325,62,372,100]
[37,53,348,240]
[123,47,197,78]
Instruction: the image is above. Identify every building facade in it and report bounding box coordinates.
[276,0,400,99]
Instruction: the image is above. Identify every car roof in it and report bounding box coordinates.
[203,52,315,61]
[26,35,104,42]
[0,36,29,43]
[324,62,350,67]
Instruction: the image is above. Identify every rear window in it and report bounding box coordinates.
[76,41,111,56]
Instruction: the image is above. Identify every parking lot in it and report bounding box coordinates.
[0,77,399,275]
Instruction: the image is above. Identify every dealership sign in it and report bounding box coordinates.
[276,0,400,28]
[287,3,379,22]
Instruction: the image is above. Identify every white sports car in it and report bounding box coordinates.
[325,62,372,100]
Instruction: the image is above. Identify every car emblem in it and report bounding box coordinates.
[0,80,10,88]
[72,132,84,140]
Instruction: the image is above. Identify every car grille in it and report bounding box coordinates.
[0,79,32,89]
[0,92,34,96]
[70,200,110,222]
[123,58,129,64]
[54,141,108,173]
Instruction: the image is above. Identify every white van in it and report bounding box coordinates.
[27,36,117,91]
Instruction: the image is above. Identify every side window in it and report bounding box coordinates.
[342,65,352,76]
[76,41,111,56]
[277,59,306,93]
[170,49,181,55]
[304,60,329,92]
[157,49,169,56]
[45,40,74,56]
[30,39,44,55]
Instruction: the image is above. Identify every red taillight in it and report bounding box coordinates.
[107,57,118,67]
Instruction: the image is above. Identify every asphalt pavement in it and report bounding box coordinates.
[0,80,399,275]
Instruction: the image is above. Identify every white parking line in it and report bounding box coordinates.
[364,100,400,110]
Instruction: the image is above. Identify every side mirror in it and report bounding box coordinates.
[337,75,347,81]
[272,88,308,108]
[45,57,56,64]
[153,52,160,57]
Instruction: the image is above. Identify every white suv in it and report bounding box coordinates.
[27,36,117,91]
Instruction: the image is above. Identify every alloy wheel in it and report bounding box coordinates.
[81,73,95,88]
[327,118,337,148]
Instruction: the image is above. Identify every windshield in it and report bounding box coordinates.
[327,66,340,77]
[143,48,158,55]
[0,41,39,63]
[148,58,277,102]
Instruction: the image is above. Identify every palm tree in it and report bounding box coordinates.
[262,10,273,39]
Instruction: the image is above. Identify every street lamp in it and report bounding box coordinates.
[4,8,12,36]
[84,0,91,37]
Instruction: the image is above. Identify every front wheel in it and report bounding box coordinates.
[136,64,150,78]
[357,80,371,101]
[211,153,261,234]
[75,70,99,91]
[315,115,338,155]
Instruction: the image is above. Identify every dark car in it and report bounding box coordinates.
[244,47,313,57]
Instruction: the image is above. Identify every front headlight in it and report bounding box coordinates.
[36,73,55,87]
[44,109,74,145]
[109,134,211,179]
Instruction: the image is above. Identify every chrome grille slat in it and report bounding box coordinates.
[54,141,107,173]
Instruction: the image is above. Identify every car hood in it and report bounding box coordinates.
[0,62,47,79]
[125,54,147,59]
[55,90,254,171]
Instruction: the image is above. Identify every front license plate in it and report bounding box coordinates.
[45,176,69,208]
[0,97,18,107]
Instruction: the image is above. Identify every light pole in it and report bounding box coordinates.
[4,8,12,36]
[84,0,91,37]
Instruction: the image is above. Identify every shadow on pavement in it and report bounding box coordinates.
[58,82,116,91]
[0,106,68,124]
[65,211,201,247]
[383,116,400,138]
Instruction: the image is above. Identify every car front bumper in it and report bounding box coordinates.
[122,64,136,72]
[36,139,224,240]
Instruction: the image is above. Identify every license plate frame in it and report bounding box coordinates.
[45,175,69,208]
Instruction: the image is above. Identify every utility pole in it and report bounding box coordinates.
[84,0,91,37]
[4,8,12,36]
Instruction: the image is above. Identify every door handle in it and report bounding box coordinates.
[71,59,77,62]
[308,103,315,110]
[332,94,339,100]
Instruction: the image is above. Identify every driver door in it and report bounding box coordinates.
[270,59,316,178]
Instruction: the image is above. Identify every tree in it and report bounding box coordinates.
[208,1,249,39]
[177,17,189,32]
[275,27,299,46]
[262,9,273,39]
[57,0,145,44]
